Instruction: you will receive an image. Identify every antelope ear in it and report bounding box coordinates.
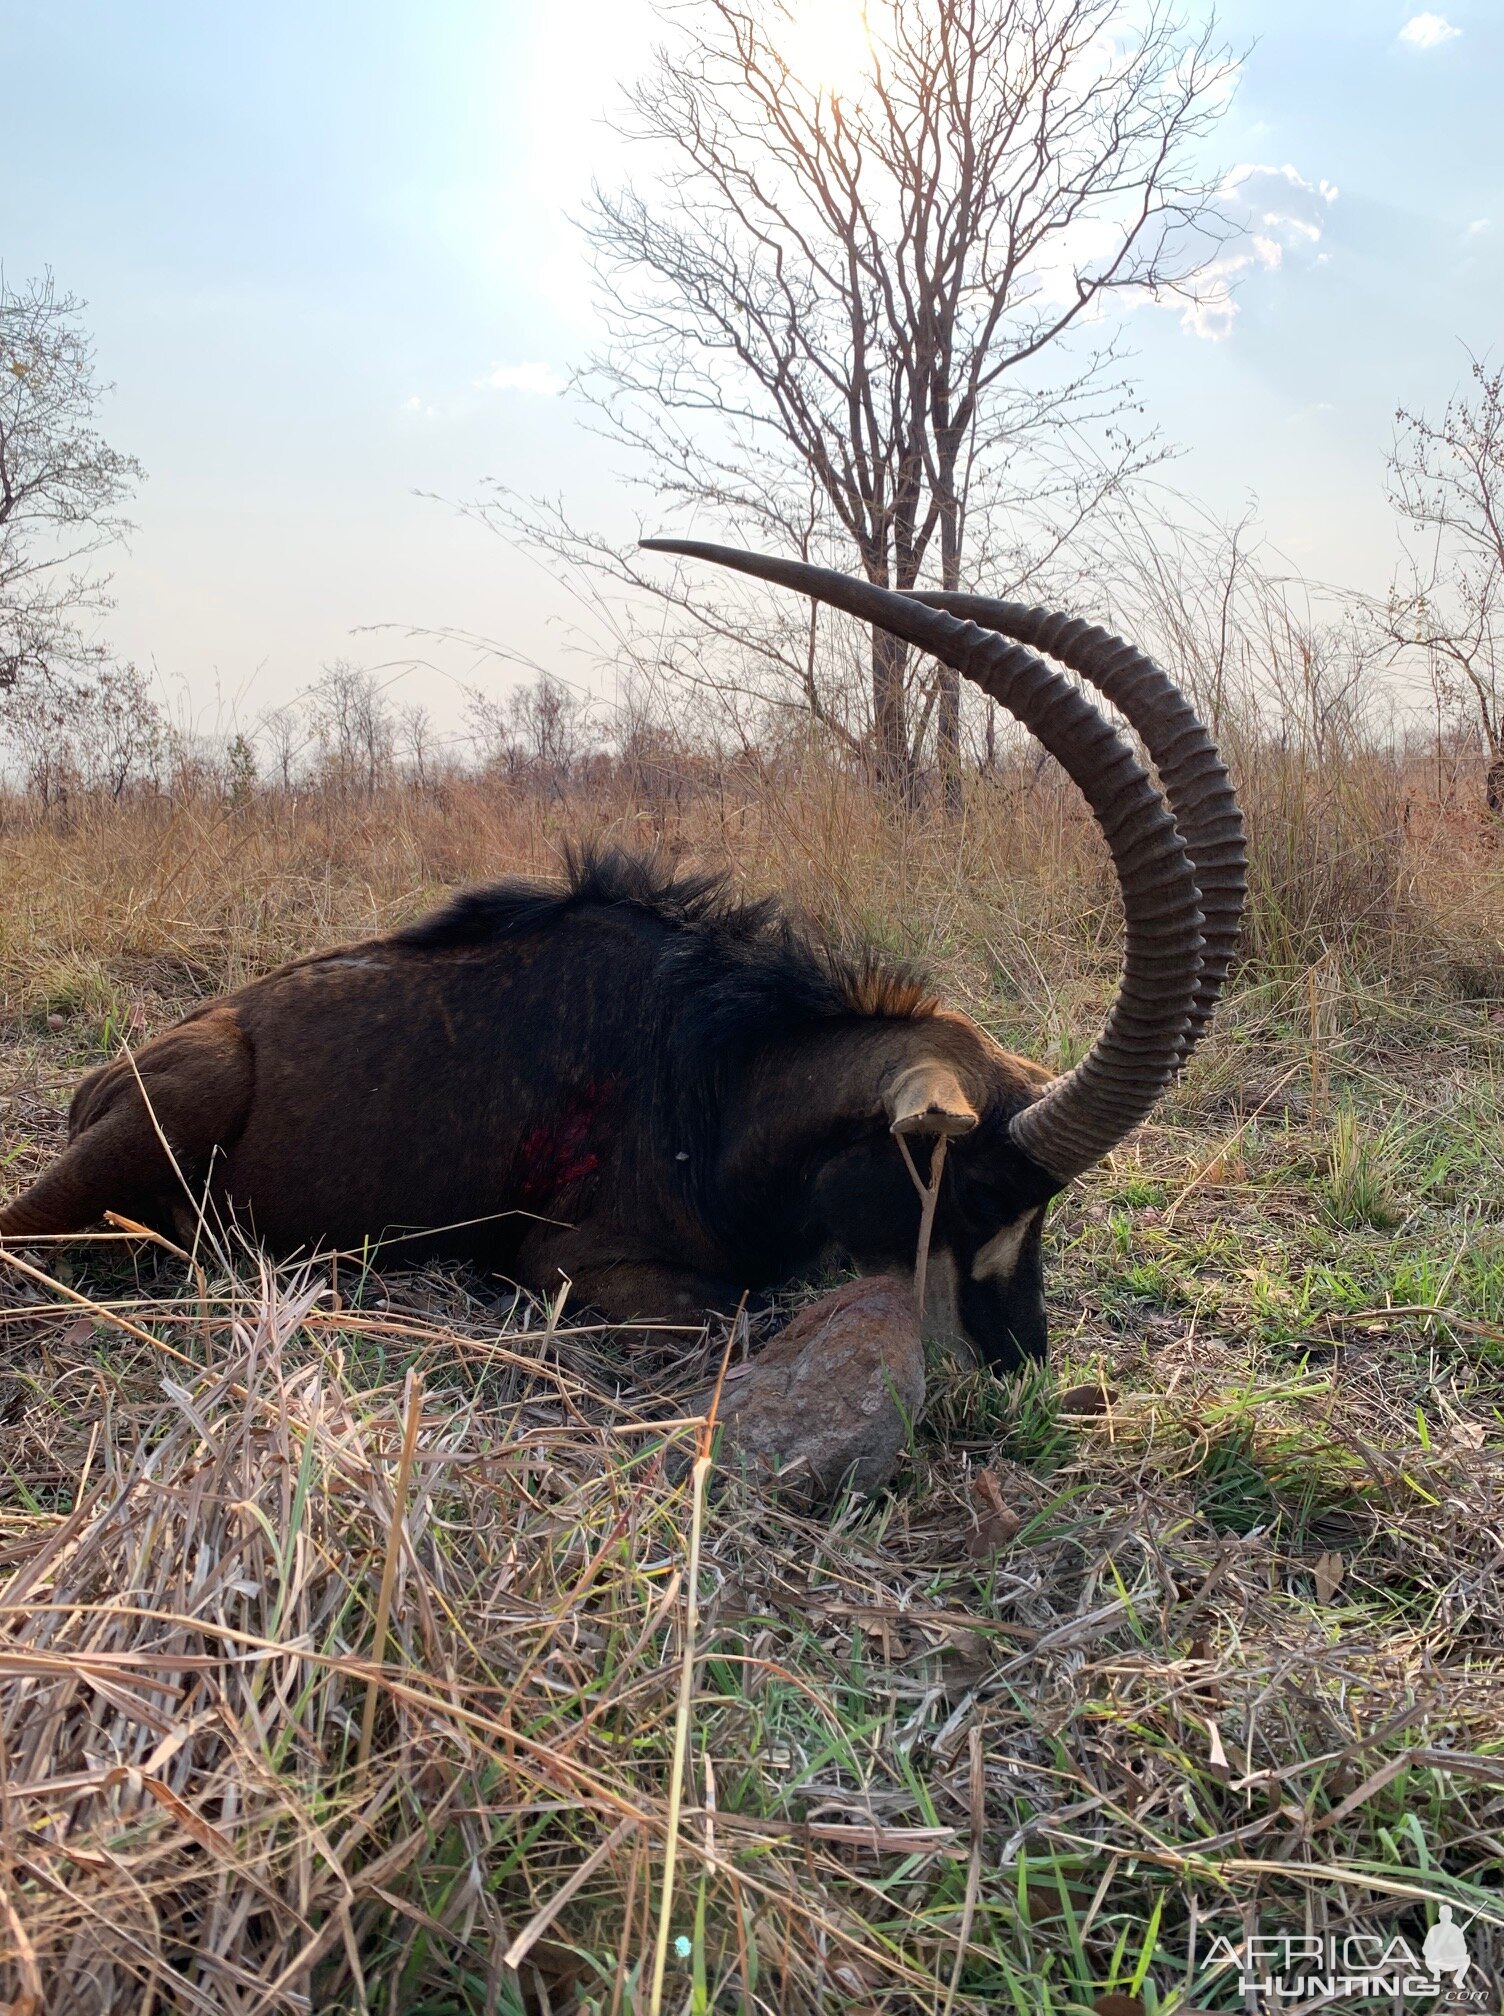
[885,1061,979,1137]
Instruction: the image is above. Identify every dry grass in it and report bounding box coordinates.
[2,762,1504,2013]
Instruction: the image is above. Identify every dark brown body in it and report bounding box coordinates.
[0,854,1060,1366]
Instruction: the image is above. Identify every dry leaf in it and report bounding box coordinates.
[1312,1550,1345,1603]
[1058,1380,1119,1417]
[831,1958,886,1993]
[1206,1716,1231,1781]
[940,1628,997,1690]
[975,1467,1010,1517]
[854,1613,893,1657]
[1094,1996,1146,2016]
[967,1467,1023,1555]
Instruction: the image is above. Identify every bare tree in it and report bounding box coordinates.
[85,663,165,798]
[1,658,164,805]
[307,662,394,796]
[465,683,522,778]
[465,672,593,784]
[2,678,78,806]
[0,272,144,692]
[496,0,1237,799]
[397,700,435,787]
[258,702,308,793]
[512,673,589,773]
[1386,350,1504,811]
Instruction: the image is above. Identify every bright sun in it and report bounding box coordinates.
[780,0,874,95]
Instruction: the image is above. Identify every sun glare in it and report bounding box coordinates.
[780,0,873,96]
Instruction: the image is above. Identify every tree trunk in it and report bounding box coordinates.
[863,525,919,804]
[936,443,963,816]
[871,628,913,800]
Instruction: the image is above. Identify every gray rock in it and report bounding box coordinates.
[699,1275,924,1505]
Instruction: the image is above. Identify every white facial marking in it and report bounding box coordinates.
[972,1210,1041,1284]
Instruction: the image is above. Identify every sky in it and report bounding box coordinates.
[3,0,1499,739]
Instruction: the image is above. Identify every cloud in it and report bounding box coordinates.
[403,394,438,419]
[1019,157,1337,344]
[1467,217,1492,237]
[1220,163,1326,201]
[1262,212,1322,244]
[1181,164,1337,340]
[480,361,566,396]
[1398,13,1461,48]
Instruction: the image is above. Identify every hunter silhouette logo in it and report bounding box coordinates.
[1423,1905,1470,1988]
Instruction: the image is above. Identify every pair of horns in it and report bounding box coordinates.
[641,537,1246,1184]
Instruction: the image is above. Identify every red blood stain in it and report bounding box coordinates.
[516,1081,615,1203]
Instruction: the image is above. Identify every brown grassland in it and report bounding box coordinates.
[1,739,1503,2013]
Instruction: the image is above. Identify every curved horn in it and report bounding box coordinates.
[641,537,1205,1182]
[905,591,1244,1062]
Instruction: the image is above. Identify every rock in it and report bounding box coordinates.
[699,1275,924,1506]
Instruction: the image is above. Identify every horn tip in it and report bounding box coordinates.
[640,536,706,557]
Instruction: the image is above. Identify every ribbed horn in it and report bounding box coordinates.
[906,591,1244,1061]
[641,537,1206,1182]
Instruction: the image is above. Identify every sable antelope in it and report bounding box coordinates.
[0,546,1243,1371]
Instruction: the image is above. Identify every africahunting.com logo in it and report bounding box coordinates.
[1205,1906,1487,2002]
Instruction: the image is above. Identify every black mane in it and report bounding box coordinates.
[393,845,933,1046]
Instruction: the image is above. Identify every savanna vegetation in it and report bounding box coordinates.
[1,681,1502,2012]
[3,0,1504,2008]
